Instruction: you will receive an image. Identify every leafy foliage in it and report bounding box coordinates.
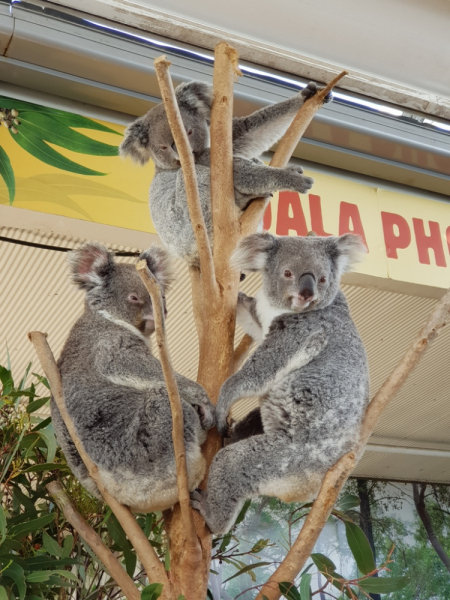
[0,97,122,203]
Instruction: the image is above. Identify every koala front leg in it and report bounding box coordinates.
[232,82,332,159]
[233,159,314,209]
[175,374,215,430]
[236,292,263,342]
[191,434,289,534]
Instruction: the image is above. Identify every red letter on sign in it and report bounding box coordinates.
[413,219,446,267]
[381,212,411,259]
[339,202,368,247]
[309,194,332,236]
[276,191,308,236]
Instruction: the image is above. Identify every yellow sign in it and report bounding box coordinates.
[1,96,449,290]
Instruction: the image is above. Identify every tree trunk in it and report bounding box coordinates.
[357,479,380,600]
[413,483,450,572]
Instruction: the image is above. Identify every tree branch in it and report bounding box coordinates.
[256,285,450,600]
[233,334,254,371]
[46,480,141,600]
[28,331,172,599]
[154,56,217,299]
[240,70,348,237]
[136,260,200,556]
[413,483,450,572]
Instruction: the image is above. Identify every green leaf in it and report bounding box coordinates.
[23,463,68,474]
[0,96,121,135]
[141,583,164,600]
[31,417,51,432]
[0,586,9,600]
[359,576,411,593]
[0,145,15,204]
[26,397,50,414]
[31,374,50,389]
[235,499,252,526]
[10,128,106,176]
[279,582,301,600]
[37,428,57,462]
[62,534,74,558]
[344,521,376,574]
[299,574,312,600]
[42,532,63,558]
[18,112,119,156]
[0,505,6,544]
[10,513,55,539]
[25,557,80,571]
[2,562,25,600]
[310,553,336,575]
[222,562,271,584]
[105,514,136,577]
[337,494,360,511]
[25,571,51,583]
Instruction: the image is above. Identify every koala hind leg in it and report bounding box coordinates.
[192,434,293,534]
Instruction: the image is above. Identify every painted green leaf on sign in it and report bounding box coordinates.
[359,576,411,593]
[0,144,14,203]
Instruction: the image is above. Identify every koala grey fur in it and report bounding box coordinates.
[52,242,214,513]
[191,233,369,534]
[120,81,331,265]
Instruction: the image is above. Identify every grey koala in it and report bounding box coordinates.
[191,233,369,534]
[120,81,331,265]
[52,242,214,513]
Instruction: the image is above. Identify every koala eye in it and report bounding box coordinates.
[319,276,327,283]
[283,269,293,278]
[128,294,140,303]
[187,129,193,136]
[160,145,168,150]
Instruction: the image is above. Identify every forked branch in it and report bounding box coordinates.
[240,70,348,236]
[136,260,200,555]
[256,286,450,600]
[28,332,171,599]
[46,480,141,600]
[154,56,217,299]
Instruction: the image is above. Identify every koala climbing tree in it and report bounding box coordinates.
[28,42,450,600]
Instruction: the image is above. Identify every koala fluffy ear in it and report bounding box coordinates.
[175,81,213,120]
[138,246,174,293]
[119,114,152,166]
[332,234,367,274]
[68,242,116,290]
[231,233,277,272]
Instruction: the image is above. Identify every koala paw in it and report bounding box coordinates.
[285,166,314,194]
[190,489,207,514]
[301,81,333,104]
[215,406,232,438]
[195,403,215,430]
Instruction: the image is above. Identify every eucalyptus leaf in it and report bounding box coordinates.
[141,583,164,599]
[43,532,63,558]
[2,562,26,600]
[0,586,8,600]
[10,128,106,176]
[279,582,301,600]
[344,521,376,574]
[337,494,360,511]
[299,573,312,600]
[10,513,55,540]
[0,144,15,204]
[26,397,50,414]
[222,561,271,584]
[37,428,57,463]
[18,112,119,156]
[359,576,410,593]
[0,505,6,544]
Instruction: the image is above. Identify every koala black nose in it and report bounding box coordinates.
[298,273,316,301]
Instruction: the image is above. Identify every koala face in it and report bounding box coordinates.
[68,243,173,336]
[119,81,213,169]
[232,233,366,312]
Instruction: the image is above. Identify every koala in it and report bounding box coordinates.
[120,81,331,265]
[51,242,214,513]
[191,233,369,534]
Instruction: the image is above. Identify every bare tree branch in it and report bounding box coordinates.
[28,331,172,599]
[240,70,348,237]
[413,483,450,572]
[233,334,254,371]
[154,56,217,299]
[46,480,141,600]
[136,260,200,557]
[256,285,450,600]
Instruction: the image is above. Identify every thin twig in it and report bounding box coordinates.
[46,480,140,600]
[154,56,217,299]
[240,71,348,237]
[256,285,450,600]
[28,332,172,599]
[136,260,200,555]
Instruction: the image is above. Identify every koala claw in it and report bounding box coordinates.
[195,404,215,430]
[301,81,333,104]
[299,176,314,193]
[190,489,207,513]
